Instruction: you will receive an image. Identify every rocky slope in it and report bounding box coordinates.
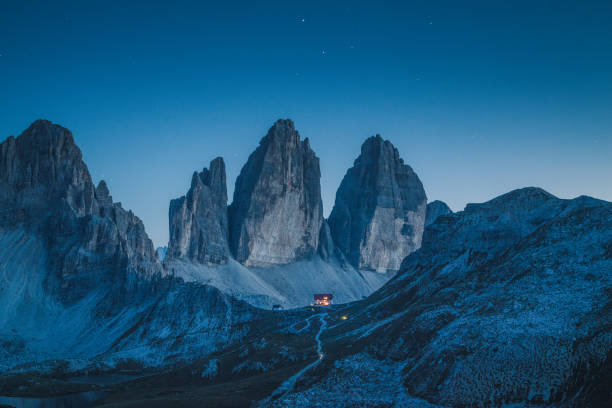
[278,188,612,407]
[328,135,427,273]
[164,256,390,309]
[425,199,452,226]
[167,157,230,265]
[228,119,324,267]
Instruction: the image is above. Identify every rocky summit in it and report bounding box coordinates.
[0,119,96,219]
[425,200,452,226]
[328,135,427,273]
[228,119,324,267]
[167,157,230,265]
[0,120,161,295]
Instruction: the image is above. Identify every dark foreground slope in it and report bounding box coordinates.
[299,188,612,407]
[96,188,611,407]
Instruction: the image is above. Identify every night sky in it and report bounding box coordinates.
[1,1,611,247]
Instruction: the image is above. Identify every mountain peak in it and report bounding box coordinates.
[357,134,405,168]
[425,200,452,226]
[491,186,556,202]
[258,118,302,149]
[465,187,558,214]
[0,119,92,217]
[20,119,76,145]
[0,120,161,301]
[329,135,427,272]
[95,180,113,205]
[168,157,230,265]
[272,118,295,128]
[229,120,323,266]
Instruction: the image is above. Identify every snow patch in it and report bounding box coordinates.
[165,256,391,309]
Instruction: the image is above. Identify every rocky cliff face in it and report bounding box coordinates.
[228,119,323,267]
[167,157,230,265]
[0,120,161,302]
[328,135,427,273]
[425,200,452,226]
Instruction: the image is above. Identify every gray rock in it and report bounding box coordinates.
[228,119,323,266]
[328,135,427,273]
[0,120,161,302]
[425,200,452,226]
[167,157,230,265]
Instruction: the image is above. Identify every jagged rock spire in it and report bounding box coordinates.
[167,157,230,264]
[228,119,324,266]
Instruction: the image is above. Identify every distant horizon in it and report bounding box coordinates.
[2,1,611,247]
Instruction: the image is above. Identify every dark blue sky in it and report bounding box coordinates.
[1,0,611,246]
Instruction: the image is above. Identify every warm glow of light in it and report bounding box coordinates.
[314,294,333,306]
[341,315,348,320]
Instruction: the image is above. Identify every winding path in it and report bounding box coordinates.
[270,313,328,399]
